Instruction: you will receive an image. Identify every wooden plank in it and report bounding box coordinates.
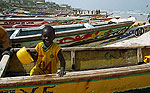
[0,55,10,77]
[137,48,143,62]
[12,46,142,53]
[62,46,144,51]
[71,51,76,70]
[0,64,150,85]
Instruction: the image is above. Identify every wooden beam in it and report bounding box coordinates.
[137,48,143,63]
[71,51,76,70]
[0,64,150,85]
[0,55,10,77]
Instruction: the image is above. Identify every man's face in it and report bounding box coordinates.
[42,30,54,47]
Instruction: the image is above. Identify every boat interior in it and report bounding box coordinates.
[1,45,149,78]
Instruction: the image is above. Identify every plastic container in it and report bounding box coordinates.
[16,47,34,64]
[144,56,150,64]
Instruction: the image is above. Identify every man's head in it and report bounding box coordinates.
[42,26,55,47]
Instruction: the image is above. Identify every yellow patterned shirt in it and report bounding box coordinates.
[30,42,61,75]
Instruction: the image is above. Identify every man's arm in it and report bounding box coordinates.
[57,50,66,77]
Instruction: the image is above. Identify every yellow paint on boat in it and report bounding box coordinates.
[1,73,150,93]
[75,49,137,70]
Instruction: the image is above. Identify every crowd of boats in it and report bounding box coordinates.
[0,10,139,48]
[1,9,150,92]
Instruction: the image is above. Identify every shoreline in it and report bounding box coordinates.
[135,20,148,24]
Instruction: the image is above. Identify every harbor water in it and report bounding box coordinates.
[108,10,150,21]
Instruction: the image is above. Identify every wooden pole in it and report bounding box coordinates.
[0,55,10,77]
[137,48,143,63]
[71,51,76,70]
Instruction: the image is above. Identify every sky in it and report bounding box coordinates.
[46,0,150,11]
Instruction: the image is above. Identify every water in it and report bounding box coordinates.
[108,10,150,21]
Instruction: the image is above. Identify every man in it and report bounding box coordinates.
[0,26,12,56]
[30,26,66,77]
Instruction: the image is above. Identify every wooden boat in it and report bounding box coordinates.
[0,17,80,25]
[6,17,135,48]
[1,24,42,28]
[79,22,149,47]
[0,46,150,92]
[1,18,89,28]
[4,12,55,18]
[0,15,119,26]
[0,18,108,29]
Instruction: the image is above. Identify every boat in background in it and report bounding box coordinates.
[0,17,81,25]
[78,21,149,47]
[0,14,120,26]
[6,17,135,48]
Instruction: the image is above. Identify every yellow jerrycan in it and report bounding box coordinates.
[16,47,34,64]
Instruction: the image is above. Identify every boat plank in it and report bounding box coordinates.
[0,55,10,77]
[0,64,150,85]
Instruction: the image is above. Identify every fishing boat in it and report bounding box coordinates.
[0,17,80,25]
[79,22,149,47]
[0,15,119,26]
[0,18,107,29]
[0,18,89,28]
[4,12,55,18]
[0,46,150,92]
[6,17,135,48]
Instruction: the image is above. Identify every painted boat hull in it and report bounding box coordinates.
[0,17,82,25]
[0,16,111,25]
[0,19,77,26]
[1,64,150,93]
[79,23,150,47]
[9,21,134,48]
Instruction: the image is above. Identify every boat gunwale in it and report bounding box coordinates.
[12,45,149,52]
[0,63,150,87]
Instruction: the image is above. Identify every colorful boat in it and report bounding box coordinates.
[79,22,149,47]
[0,17,80,25]
[0,46,150,92]
[0,15,119,26]
[6,17,135,48]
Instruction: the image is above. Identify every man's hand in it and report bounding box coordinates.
[57,67,66,77]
